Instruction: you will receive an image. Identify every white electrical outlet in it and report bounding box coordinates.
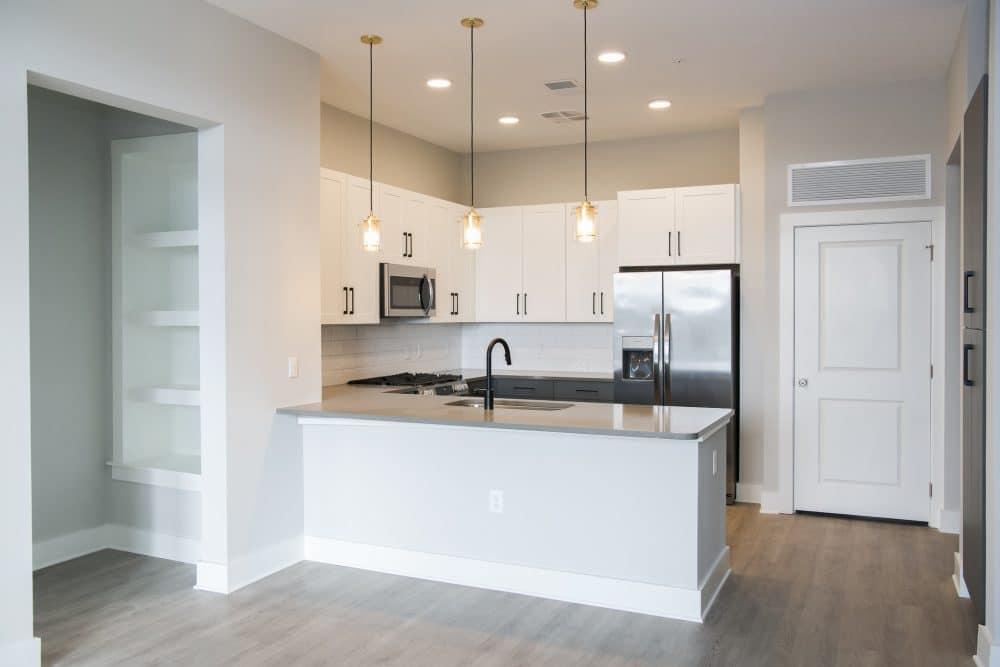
[489,489,504,514]
[712,450,718,476]
[287,356,299,378]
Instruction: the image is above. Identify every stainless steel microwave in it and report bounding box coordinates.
[380,263,436,318]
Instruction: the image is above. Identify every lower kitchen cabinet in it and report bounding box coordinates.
[467,376,613,403]
[553,380,614,402]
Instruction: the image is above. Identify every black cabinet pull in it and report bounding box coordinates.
[343,286,349,315]
[677,231,682,256]
[964,344,975,386]
[575,388,599,393]
[349,287,355,315]
[592,292,596,315]
[513,386,536,392]
[668,231,672,257]
[600,292,604,315]
[455,292,459,315]
[964,271,976,313]
[523,293,527,316]
[408,233,413,257]
[516,293,520,315]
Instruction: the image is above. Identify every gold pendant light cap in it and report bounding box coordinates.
[460,17,484,28]
[573,0,598,8]
[360,34,383,45]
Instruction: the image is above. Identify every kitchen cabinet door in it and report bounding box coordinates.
[402,190,430,265]
[475,207,524,322]
[596,200,618,322]
[522,205,567,322]
[673,184,738,265]
[378,183,407,263]
[426,199,454,323]
[320,170,347,324]
[565,203,600,321]
[618,188,675,267]
[343,175,381,323]
[450,204,477,321]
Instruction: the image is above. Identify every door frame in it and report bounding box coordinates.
[770,206,948,528]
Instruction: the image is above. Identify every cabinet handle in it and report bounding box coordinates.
[402,233,407,258]
[523,293,527,316]
[349,287,355,315]
[513,386,536,392]
[600,291,604,315]
[516,293,520,315]
[677,231,682,256]
[964,344,975,386]
[575,388,599,393]
[455,292,459,315]
[964,271,976,313]
[343,286,349,315]
[668,231,672,257]
[408,233,414,258]
[593,292,596,315]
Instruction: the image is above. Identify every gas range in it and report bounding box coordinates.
[347,372,470,396]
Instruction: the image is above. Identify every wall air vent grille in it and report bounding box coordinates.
[544,79,583,95]
[788,154,931,207]
[540,110,588,124]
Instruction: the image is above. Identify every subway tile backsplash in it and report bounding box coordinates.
[322,322,614,386]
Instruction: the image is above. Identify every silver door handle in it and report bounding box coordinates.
[797,378,808,387]
[663,313,672,403]
[652,313,661,404]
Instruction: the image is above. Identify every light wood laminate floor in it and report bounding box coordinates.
[34,505,978,666]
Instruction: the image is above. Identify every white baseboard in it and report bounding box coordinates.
[33,524,198,571]
[305,536,730,622]
[195,537,303,594]
[759,490,783,514]
[937,508,960,534]
[975,624,998,667]
[954,552,971,599]
[0,637,40,667]
[735,483,761,504]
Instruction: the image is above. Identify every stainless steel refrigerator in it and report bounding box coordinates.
[613,268,739,503]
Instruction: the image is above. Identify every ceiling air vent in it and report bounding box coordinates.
[544,79,583,95]
[788,154,931,207]
[540,110,588,124]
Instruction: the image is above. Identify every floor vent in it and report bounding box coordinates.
[788,155,930,207]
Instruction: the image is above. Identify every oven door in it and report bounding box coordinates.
[381,263,436,317]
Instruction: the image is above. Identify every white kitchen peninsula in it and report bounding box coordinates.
[278,384,732,622]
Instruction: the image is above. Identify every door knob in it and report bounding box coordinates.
[797,378,808,387]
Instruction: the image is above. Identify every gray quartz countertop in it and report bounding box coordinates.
[278,382,731,441]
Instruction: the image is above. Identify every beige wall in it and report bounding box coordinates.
[321,103,464,203]
[946,0,989,151]
[758,77,949,496]
[461,129,740,207]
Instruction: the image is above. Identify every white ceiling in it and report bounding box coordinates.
[207,0,965,153]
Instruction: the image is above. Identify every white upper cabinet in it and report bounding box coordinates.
[521,205,567,322]
[565,200,617,322]
[617,184,739,267]
[673,184,739,265]
[320,169,347,324]
[342,175,381,323]
[377,183,406,262]
[448,203,477,321]
[617,188,675,266]
[428,201,477,323]
[475,207,524,322]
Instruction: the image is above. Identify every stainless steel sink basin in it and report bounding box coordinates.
[445,398,574,411]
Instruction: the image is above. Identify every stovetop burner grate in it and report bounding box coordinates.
[348,372,463,387]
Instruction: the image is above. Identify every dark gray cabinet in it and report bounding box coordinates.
[467,376,613,403]
[492,378,555,400]
[553,380,614,402]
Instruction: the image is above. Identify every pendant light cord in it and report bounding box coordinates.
[470,23,475,209]
[369,40,374,213]
[583,5,589,201]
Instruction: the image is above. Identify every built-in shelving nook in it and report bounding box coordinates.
[111,133,201,491]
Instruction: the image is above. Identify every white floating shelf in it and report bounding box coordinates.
[108,453,201,492]
[135,230,199,248]
[135,310,199,327]
[132,385,201,406]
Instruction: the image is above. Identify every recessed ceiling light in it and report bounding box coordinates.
[648,99,672,110]
[598,51,626,64]
[498,116,520,125]
[426,78,452,89]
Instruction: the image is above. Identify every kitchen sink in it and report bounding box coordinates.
[445,398,574,411]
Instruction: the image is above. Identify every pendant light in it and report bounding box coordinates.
[573,0,597,242]
[360,34,382,252]
[460,17,484,249]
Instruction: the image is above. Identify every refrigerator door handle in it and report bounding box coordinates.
[964,271,976,313]
[964,343,975,387]
[663,313,672,403]
[652,313,662,404]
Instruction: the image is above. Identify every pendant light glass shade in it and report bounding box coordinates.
[574,0,597,243]
[461,208,482,249]
[574,200,597,242]
[360,34,382,252]
[361,212,381,252]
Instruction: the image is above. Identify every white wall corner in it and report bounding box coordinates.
[974,624,999,667]
[955,552,971,599]
[938,508,961,534]
[758,490,787,514]
[195,560,230,594]
[0,637,40,667]
[735,483,761,504]
[107,525,199,564]
[195,537,303,595]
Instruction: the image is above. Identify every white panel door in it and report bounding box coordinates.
[476,207,523,322]
[793,221,931,520]
[617,188,675,267]
[565,203,600,321]
[522,204,567,322]
[343,176,380,323]
[320,170,347,324]
[596,200,618,322]
[674,185,738,265]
